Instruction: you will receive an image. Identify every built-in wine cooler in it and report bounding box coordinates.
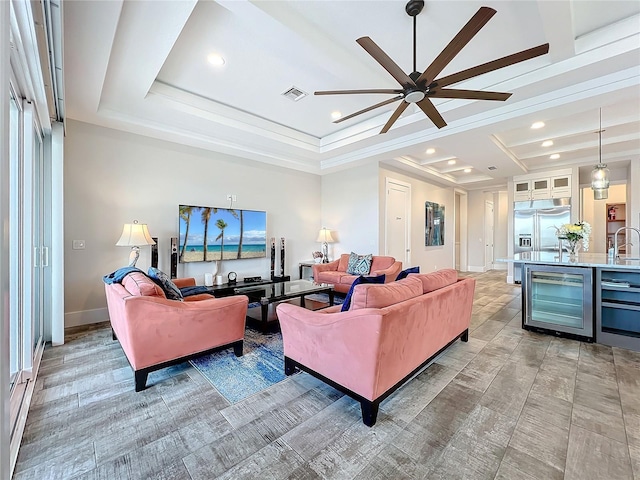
[522,264,594,341]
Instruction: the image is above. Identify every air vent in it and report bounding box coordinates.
[282,86,308,102]
[488,166,497,170]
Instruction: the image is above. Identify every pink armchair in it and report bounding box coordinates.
[105,272,248,391]
[313,254,402,293]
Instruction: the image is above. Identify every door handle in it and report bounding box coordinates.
[42,246,49,267]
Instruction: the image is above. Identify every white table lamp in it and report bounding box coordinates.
[316,227,335,263]
[116,220,156,267]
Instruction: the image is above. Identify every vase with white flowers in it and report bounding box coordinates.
[554,222,592,257]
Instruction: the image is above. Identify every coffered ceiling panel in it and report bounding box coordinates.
[64,0,640,189]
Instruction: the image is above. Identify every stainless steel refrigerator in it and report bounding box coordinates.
[514,198,571,283]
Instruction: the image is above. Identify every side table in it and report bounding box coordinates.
[299,261,317,280]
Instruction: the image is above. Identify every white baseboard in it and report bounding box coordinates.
[467,266,486,273]
[65,307,109,328]
[493,263,508,271]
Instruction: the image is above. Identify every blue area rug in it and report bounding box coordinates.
[190,329,290,403]
[304,292,345,305]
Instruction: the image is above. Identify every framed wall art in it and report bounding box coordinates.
[425,201,445,246]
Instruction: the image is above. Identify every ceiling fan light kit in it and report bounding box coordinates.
[315,1,550,134]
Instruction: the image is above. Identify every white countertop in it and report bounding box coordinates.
[498,252,640,270]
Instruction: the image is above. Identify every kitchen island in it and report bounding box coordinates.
[499,252,640,351]
[506,251,640,270]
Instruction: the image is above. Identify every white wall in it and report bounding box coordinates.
[628,160,640,258]
[64,120,321,326]
[378,167,455,273]
[320,163,380,260]
[582,183,627,254]
[493,191,509,270]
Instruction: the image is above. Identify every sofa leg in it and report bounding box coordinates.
[361,400,379,427]
[284,357,297,376]
[111,328,117,341]
[461,329,469,343]
[134,370,148,392]
[233,340,243,357]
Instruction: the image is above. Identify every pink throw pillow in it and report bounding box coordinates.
[349,276,422,310]
[409,269,458,293]
[121,272,166,298]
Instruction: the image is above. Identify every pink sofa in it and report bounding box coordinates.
[276,269,475,426]
[105,272,248,391]
[312,254,402,294]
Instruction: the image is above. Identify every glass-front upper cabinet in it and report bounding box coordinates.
[523,264,594,341]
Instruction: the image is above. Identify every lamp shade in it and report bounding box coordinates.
[316,228,335,243]
[591,163,610,200]
[590,109,609,200]
[116,221,156,247]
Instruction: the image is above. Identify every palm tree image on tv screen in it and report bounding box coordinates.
[179,205,267,262]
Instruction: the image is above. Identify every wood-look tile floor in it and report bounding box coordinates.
[15,271,640,479]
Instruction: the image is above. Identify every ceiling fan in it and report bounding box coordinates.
[315,0,549,134]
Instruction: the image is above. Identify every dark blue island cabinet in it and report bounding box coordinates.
[596,268,640,352]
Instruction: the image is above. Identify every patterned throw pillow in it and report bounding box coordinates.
[396,266,420,281]
[147,267,183,301]
[346,252,373,275]
[341,274,386,312]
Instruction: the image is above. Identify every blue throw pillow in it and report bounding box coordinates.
[341,274,386,312]
[148,267,183,301]
[396,266,420,281]
[346,252,373,275]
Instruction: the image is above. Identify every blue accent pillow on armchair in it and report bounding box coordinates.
[396,266,420,281]
[148,267,183,301]
[341,274,386,312]
[346,252,373,275]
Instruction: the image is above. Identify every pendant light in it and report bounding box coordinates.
[591,108,610,200]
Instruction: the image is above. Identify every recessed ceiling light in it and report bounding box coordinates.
[550,153,560,160]
[207,53,225,66]
[464,168,472,173]
[331,111,342,120]
[426,148,436,155]
[447,159,456,165]
[541,140,554,147]
[531,121,545,129]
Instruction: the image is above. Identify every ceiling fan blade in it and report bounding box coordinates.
[434,43,550,88]
[315,89,404,95]
[380,101,410,134]
[356,37,416,88]
[416,98,447,129]
[334,95,403,124]
[417,6,496,85]
[431,89,512,101]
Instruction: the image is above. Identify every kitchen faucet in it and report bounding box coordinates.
[614,227,640,258]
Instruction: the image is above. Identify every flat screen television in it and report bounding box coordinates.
[178,205,267,263]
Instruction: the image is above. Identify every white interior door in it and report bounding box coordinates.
[485,201,494,270]
[385,179,411,266]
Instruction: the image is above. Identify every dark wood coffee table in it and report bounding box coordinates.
[234,279,334,332]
